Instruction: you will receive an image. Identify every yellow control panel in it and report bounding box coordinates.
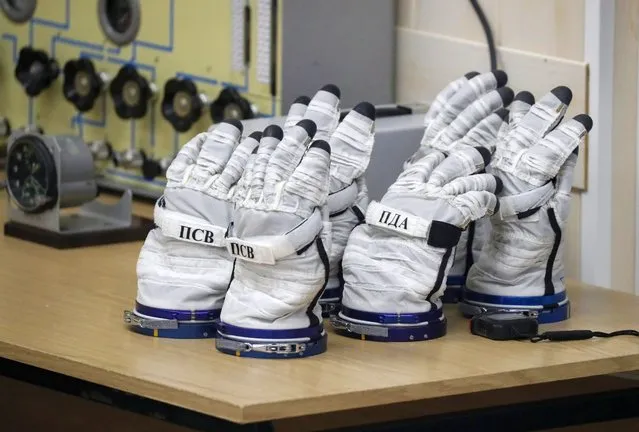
[0,0,282,197]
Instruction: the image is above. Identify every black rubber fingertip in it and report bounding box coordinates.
[493,70,508,87]
[249,131,263,141]
[495,108,509,120]
[251,145,259,154]
[551,86,573,105]
[573,114,593,132]
[353,101,376,120]
[494,176,503,194]
[497,87,515,106]
[465,71,480,79]
[476,146,492,167]
[263,124,284,139]
[296,119,317,138]
[321,84,341,98]
[309,139,331,155]
[293,95,311,105]
[514,91,535,105]
[493,198,500,214]
[222,118,243,132]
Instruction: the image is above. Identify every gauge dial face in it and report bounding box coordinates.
[7,137,56,213]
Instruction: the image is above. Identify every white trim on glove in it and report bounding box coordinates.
[365,201,433,239]
[226,209,324,264]
[154,205,228,247]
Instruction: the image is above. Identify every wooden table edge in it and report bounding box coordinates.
[0,342,245,424]
[241,355,639,423]
[3,340,638,424]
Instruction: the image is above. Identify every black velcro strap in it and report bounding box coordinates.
[427,221,463,249]
[517,206,541,219]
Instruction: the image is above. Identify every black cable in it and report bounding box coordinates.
[470,0,497,71]
[531,329,639,343]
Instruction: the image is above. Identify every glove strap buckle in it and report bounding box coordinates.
[330,315,390,338]
[124,310,179,329]
[123,310,218,339]
[215,332,328,359]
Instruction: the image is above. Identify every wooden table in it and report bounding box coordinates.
[1,191,639,431]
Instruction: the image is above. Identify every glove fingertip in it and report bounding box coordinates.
[263,124,284,139]
[476,146,492,167]
[573,114,593,132]
[320,84,341,98]
[514,90,535,105]
[249,131,263,141]
[550,86,573,105]
[497,87,515,107]
[495,108,509,120]
[352,101,376,120]
[221,118,244,133]
[296,119,317,138]
[493,70,508,87]
[493,175,503,194]
[465,71,480,79]
[309,139,331,155]
[293,95,311,105]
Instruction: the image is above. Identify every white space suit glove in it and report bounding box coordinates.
[216,119,333,359]
[281,85,376,316]
[127,120,259,338]
[462,86,593,324]
[334,146,501,342]
[406,71,514,303]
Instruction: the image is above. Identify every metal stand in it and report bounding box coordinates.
[4,190,154,248]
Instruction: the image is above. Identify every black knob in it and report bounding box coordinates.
[161,77,205,132]
[14,47,60,97]
[63,58,105,112]
[140,150,163,180]
[210,87,254,123]
[109,64,154,119]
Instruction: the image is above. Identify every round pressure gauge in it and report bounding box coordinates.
[6,133,58,213]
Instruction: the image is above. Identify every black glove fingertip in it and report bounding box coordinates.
[249,131,263,141]
[293,95,311,105]
[497,87,515,107]
[296,119,317,138]
[573,114,593,132]
[263,124,284,139]
[493,70,508,87]
[493,176,503,194]
[550,86,573,105]
[514,91,535,105]
[465,71,480,79]
[476,146,492,167]
[221,118,244,133]
[309,139,331,155]
[320,84,341,98]
[495,108,509,121]
[352,101,376,120]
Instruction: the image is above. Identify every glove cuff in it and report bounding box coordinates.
[460,289,570,324]
[124,302,220,339]
[215,322,328,359]
[331,305,447,342]
[154,204,227,247]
